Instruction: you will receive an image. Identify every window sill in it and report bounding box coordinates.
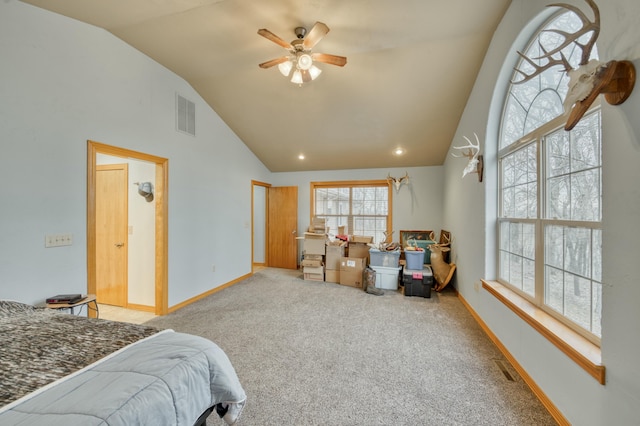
[481,280,605,385]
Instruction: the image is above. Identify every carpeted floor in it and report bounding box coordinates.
[145,268,557,426]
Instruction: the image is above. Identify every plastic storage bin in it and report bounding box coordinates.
[370,265,401,290]
[369,249,401,267]
[404,249,425,270]
[403,266,433,298]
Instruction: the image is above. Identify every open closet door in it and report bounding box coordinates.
[267,186,298,269]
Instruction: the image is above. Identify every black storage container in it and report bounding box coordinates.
[403,266,433,298]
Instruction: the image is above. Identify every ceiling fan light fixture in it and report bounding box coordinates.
[278,60,293,77]
[258,22,345,86]
[297,53,313,70]
[291,70,303,85]
[309,65,322,80]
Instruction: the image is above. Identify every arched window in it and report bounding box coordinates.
[498,10,602,343]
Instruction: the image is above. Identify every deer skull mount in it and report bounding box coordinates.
[451,133,483,182]
[387,172,409,192]
[513,0,635,131]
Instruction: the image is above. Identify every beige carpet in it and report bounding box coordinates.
[145,268,557,426]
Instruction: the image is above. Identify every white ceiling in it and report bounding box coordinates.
[21,0,511,172]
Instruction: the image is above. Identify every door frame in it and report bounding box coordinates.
[251,180,271,272]
[87,140,169,316]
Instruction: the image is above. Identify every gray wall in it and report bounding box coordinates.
[0,1,271,307]
[443,0,640,424]
[269,166,445,251]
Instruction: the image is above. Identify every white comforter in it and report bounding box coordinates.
[0,330,246,425]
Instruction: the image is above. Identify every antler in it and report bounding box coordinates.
[387,172,409,192]
[512,0,600,84]
[451,134,480,160]
[542,0,600,66]
[451,133,483,180]
[512,44,572,84]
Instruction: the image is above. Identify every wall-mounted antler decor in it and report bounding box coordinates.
[451,133,483,182]
[387,172,409,192]
[513,0,635,131]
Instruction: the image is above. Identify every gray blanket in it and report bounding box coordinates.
[0,301,246,425]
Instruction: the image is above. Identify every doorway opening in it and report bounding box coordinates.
[251,181,299,271]
[87,141,169,316]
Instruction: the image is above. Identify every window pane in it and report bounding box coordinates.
[564,272,591,330]
[592,229,602,282]
[571,169,600,221]
[502,186,514,218]
[501,144,536,219]
[545,266,564,312]
[545,225,564,269]
[547,175,570,220]
[547,130,570,178]
[523,258,535,296]
[592,281,602,337]
[564,227,591,278]
[500,250,510,282]
[510,253,523,290]
[509,223,523,256]
[571,113,601,172]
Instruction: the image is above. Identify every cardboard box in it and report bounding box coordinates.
[325,242,346,270]
[339,257,366,288]
[304,273,324,281]
[347,242,370,262]
[301,258,323,267]
[303,265,324,281]
[325,269,340,284]
[351,235,373,244]
[303,232,327,255]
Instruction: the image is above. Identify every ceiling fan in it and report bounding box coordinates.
[258,22,347,85]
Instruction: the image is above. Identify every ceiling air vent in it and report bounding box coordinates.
[176,93,195,136]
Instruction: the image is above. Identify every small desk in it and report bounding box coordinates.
[46,294,99,318]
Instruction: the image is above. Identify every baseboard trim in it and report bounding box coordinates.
[167,272,252,313]
[125,303,155,313]
[458,293,570,426]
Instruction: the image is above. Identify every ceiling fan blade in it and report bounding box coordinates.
[312,53,347,67]
[303,22,330,50]
[258,56,290,69]
[258,28,293,50]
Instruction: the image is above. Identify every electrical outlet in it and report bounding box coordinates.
[212,265,216,272]
[474,281,481,292]
[45,233,73,248]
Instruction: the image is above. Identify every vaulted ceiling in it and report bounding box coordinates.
[21,0,511,172]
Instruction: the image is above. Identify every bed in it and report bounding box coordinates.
[0,300,246,425]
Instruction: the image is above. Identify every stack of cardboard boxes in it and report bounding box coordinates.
[324,240,345,284]
[301,218,327,281]
[300,218,377,290]
[337,236,372,288]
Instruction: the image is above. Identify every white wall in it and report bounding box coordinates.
[0,0,271,307]
[444,0,640,424]
[270,166,444,252]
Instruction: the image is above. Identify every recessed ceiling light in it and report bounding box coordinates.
[298,154,305,160]
[393,148,405,155]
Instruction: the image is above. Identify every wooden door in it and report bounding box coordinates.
[268,186,298,269]
[96,164,128,306]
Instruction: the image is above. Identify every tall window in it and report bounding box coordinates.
[311,181,391,245]
[498,11,602,342]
